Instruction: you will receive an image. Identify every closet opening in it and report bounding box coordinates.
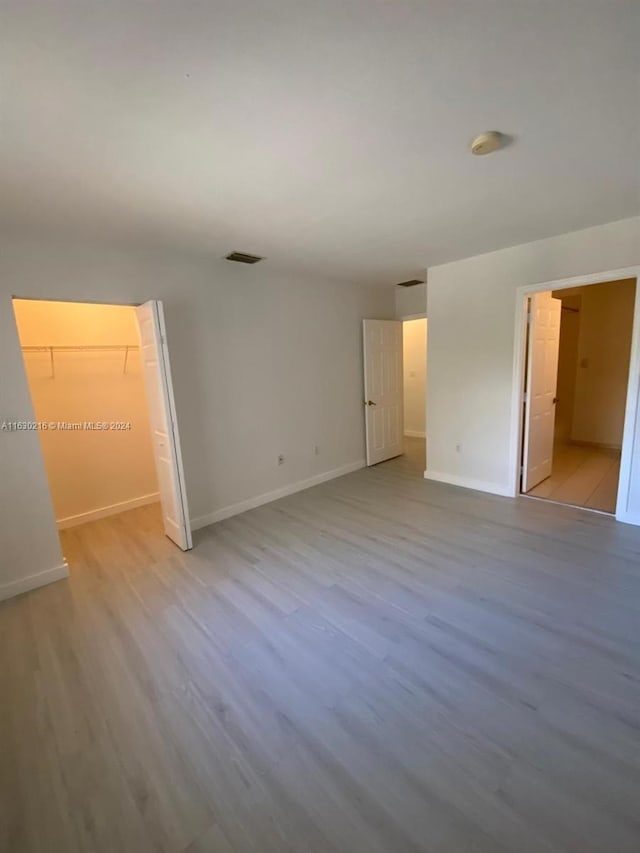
[12,298,192,558]
[517,276,637,515]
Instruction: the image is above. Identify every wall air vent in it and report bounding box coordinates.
[396,279,424,287]
[225,251,264,264]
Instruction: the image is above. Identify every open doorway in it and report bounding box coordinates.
[362,317,427,474]
[403,318,427,473]
[12,298,192,550]
[520,277,636,513]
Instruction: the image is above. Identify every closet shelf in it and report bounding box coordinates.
[21,345,140,378]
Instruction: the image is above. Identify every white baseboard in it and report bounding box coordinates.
[0,562,69,603]
[191,460,366,531]
[615,510,640,526]
[404,430,426,439]
[57,492,160,529]
[424,469,513,498]
[568,439,622,452]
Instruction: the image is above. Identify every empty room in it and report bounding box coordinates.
[1,3,639,853]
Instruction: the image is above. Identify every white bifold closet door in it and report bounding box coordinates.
[363,319,404,465]
[135,300,192,550]
[522,291,562,492]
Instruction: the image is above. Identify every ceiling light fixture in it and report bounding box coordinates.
[470,131,504,155]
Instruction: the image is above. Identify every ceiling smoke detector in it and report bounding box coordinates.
[470,131,503,155]
[225,251,263,264]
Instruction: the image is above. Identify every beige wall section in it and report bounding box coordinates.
[12,300,142,347]
[402,319,427,438]
[12,300,158,527]
[426,216,640,501]
[570,279,635,449]
[0,237,394,598]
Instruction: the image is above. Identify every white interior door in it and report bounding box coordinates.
[363,319,403,465]
[135,301,192,550]
[522,291,562,492]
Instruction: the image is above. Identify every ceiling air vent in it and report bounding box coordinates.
[225,251,263,264]
[396,279,424,287]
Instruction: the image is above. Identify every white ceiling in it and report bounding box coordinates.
[2,1,639,285]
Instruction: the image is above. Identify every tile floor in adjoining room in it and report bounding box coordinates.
[526,442,621,513]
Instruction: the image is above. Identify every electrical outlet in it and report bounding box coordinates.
[313,445,320,455]
[278,454,285,465]
[455,443,462,453]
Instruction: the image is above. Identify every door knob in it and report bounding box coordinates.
[366,400,376,406]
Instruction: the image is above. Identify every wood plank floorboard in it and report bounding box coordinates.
[2,439,640,852]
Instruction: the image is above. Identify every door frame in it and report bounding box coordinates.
[362,318,405,466]
[11,294,192,542]
[136,300,192,550]
[508,266,640,522]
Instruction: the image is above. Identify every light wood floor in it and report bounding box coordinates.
[526,442,621,514]
[2,437,640,852]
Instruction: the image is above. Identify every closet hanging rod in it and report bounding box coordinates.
[21,345,139,351]
[21,345,140,378]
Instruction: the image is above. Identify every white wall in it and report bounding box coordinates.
[403,319,427,438]
[571,279,636,448]
[426,217,640,502]
[395,282,427,319]
[13,300,158,526]
[0,235,394,599]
